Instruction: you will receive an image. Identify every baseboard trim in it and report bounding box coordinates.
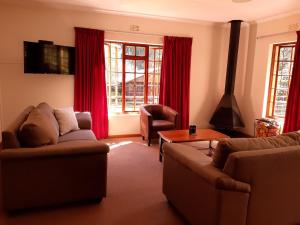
[108,134,141,138]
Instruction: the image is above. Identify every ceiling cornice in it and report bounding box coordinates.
[256,9,300,24]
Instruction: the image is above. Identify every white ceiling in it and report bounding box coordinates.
[4,0,300,22]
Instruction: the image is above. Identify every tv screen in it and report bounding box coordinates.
[24,41,75,75]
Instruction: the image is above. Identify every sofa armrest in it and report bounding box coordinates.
[162,106,178,124]
[75,112,92,130]
[163,143,250,193]
[0,140,109,160]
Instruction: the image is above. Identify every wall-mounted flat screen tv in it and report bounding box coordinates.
[24,40,75,75]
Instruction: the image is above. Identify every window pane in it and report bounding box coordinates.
[125,60,135,72]
[125,72,135,84]
[104,45,109,58]
[149,48,154,60]
[125,72,135,111]
[148,62,154,73]
[136,74,145,108]
[155,74,160,84]
[105,42,123,113]
[109,59,122,72]
[274,89,288,117]
[279,47,292,61]
[136,60,145,74]
[155,62,162,73]
[110,43,123,58]
[106,72,122,113]
[274,101,287,117]
[155,49,163,60]
[125,46,135,56]
[147,74,154,104]
[136,47,145,56]
[277,76,289,89]
[147,47,162,105]
[278,62,290,75]
[110,45,117,58]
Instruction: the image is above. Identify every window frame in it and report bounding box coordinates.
[266,42,296,119]
[122,43,149,112]
[105,41,163,113]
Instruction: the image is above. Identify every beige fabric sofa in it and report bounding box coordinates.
[163,132,300,225]
[0,103,109,211]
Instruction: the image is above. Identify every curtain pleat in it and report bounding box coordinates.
[159,36,192,129]
[283,31,300,133]
[74,27,108,138]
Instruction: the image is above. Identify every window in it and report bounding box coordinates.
[266,42,296,118]
[105,42,163,113]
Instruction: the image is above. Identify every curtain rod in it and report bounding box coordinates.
[256,30,297,39]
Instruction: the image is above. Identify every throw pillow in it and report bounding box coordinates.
[19,108,59,147]
[213,132,300,169]
[37,102,60,137]
[54,107,79,135]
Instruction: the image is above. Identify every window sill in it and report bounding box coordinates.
[108,112,140,117]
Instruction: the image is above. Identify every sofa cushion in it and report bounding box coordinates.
[2,106,34,149]
[54,107,79,135]
[19,108,59,147]
[37,102,59,137]
[58,130,96,143]
[75,112,92,130]
[213,132,300,169]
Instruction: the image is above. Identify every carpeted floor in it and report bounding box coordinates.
[0,137,191,225]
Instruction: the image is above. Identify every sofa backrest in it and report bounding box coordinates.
[223,145,300,225]
[213,131,300,169]
[2,105,34,149]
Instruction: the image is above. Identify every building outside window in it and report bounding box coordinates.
[266,42,296,119]
[105,42,163,113]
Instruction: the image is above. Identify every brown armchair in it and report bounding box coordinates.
[140,104,178,146]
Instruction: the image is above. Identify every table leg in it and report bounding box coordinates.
[159,137,164,162]
[208,140,213,157]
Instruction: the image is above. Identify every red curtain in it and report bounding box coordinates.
[159,36,193,129]
[74,27,108,139]
[283,31,300,133]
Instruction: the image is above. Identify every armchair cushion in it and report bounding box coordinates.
[152,120,175,130]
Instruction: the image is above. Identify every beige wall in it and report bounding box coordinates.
[0,3,228,136]
[1,3,296,137]
[237,14,300,135]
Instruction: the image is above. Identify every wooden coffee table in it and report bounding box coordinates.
[158,128,229,162]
